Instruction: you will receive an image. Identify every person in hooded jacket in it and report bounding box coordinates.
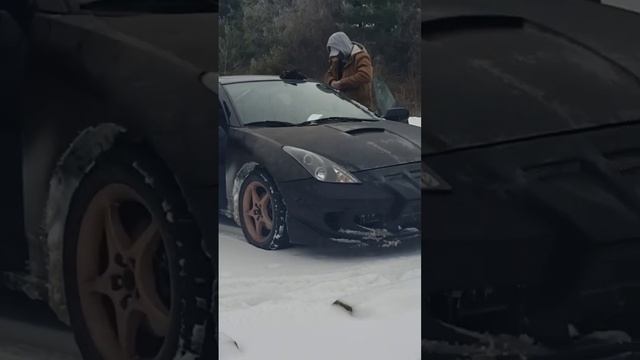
[324,31,374,110]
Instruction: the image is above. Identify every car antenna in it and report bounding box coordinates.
[280,69,307,81]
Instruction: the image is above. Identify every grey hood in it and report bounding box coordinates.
[327,32,354,59]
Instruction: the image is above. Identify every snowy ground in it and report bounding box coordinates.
[218,219,421,360]
[0,289,80,360]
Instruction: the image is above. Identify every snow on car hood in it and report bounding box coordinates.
[244,120,421,172]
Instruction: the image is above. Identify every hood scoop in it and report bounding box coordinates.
[325,123,386,135]
[345,128,387,136]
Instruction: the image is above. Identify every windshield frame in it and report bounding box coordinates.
[221,79,381,127]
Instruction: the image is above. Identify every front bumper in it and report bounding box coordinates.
[279,162,421,246]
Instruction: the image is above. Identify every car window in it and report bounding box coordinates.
[223,81,379,126]
[372,77,397,115]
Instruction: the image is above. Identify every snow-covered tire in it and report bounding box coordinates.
[63,145,215,360]
[238,169,289,250]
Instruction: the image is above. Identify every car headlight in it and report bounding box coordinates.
[283,146,360,183]
[422,163,452,191]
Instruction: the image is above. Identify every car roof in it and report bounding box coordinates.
[219,75,319,85]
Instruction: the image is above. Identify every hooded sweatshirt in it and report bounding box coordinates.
[327,31,354,63]
[325,32,374,110]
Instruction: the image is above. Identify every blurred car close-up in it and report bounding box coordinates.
[0,0,218,359]
[422,0,640,358]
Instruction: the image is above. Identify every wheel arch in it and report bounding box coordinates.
[37,123,126,322]
[38,122,186,323]
[229,161,259,225]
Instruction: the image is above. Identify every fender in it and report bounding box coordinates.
[26,11,219,271]
[41,123,126,323]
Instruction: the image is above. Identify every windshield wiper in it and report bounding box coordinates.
[245,120,296,127]
[298,117,378,126]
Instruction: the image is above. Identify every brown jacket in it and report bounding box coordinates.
[324,48,374,110]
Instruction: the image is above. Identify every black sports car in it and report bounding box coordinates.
[423,0,640,357]
[0,1,217,359]
[218,74,421,249]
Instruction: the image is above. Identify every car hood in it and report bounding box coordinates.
[241,120,421,172]
[422,1,640,155]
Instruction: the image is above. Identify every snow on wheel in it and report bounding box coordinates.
[238,169,289,250]
[63,147,214,360]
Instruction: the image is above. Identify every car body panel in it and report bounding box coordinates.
[13,5,218,320]
[422,0,640,338]
[236,121,420,174]
[281,161,421,246]
[422,0,640,154]
[423,0,640,77]
[25,10,217,236]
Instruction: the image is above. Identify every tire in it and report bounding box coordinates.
[63,145,215,360]
[238,169,289,250]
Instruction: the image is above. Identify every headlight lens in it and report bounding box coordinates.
[283,146,360,183]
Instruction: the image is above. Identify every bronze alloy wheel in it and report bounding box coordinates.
[242,181,274,243]
[76,183,173,360]
[238,170,290,250]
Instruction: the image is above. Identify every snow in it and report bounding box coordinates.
[409,117,421,127]
[583,330,632,344]
[423,322,551,359]
[0,342,78,360]
[0,318,80,360]
[218,220,421,360]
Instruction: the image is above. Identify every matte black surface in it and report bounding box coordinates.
[422,0,640,339]
[22,8,219,251]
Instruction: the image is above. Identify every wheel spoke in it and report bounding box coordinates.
[251,186,260,205]
[136,293,170,337]
[116,305,142,358]
[87,269,117,296]
[126,222,159,261]
[105,203,131,257]
[262,215,273,230]
[259,194,270,208]
[260,196,273,230]
[134,241,170,337]
[256,219,265,235]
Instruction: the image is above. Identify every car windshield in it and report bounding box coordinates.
[223,80,380,126]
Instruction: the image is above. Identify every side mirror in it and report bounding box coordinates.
[383,107,410,123]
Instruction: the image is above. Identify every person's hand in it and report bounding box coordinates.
[331,80,343,90]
